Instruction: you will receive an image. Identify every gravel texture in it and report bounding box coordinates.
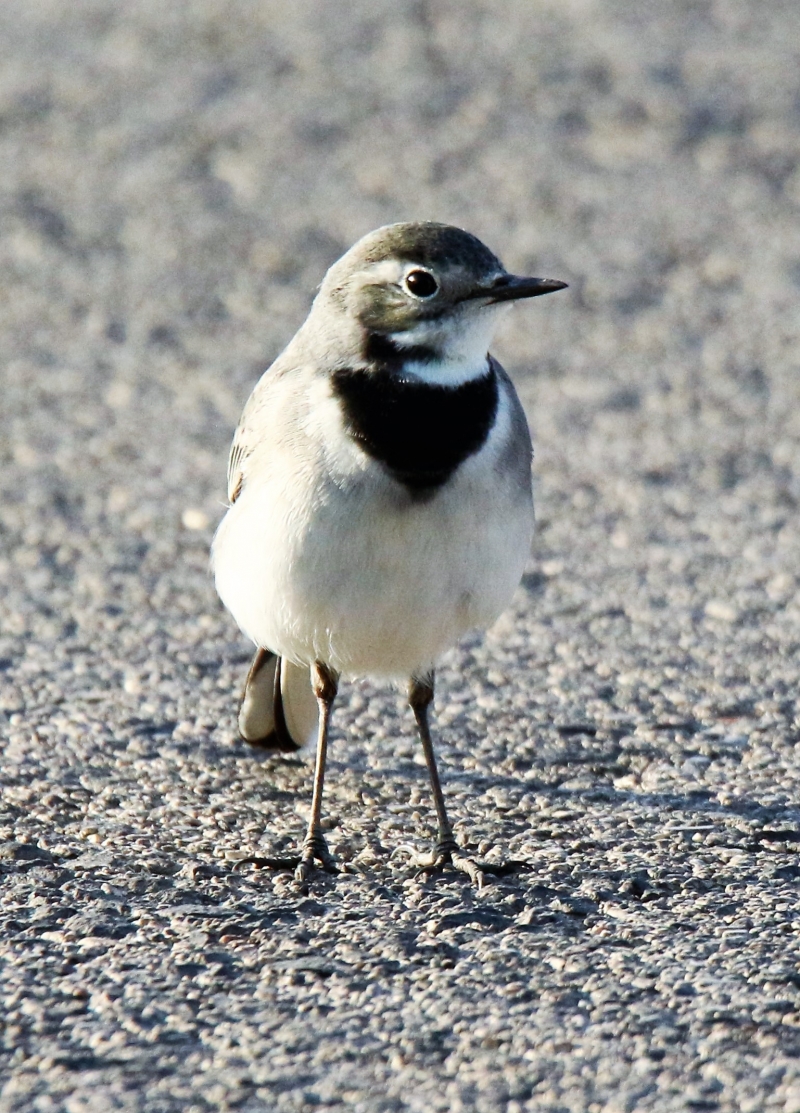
[2,2,800,1110]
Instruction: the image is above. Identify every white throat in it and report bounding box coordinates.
[390,303,509,386]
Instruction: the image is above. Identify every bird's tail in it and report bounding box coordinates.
[237,649,319,752]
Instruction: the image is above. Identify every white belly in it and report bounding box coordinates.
[213,450,532,680]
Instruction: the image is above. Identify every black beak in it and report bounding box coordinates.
[470,274,568,304]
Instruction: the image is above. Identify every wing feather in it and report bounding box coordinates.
[225,348,306,505]
[225,377,270,504]
[226,431,248,504]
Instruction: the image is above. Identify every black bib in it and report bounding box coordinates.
[331,362,498,495]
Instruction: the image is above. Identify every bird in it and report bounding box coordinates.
[211,221,566,887]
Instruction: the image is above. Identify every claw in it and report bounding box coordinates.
[293,832,339,888]
[450,852,485,888]
[230,832,339,886]
[397,836,529,888]
[407,838,486,888]
[232,854,302,871]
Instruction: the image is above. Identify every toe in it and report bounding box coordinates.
[452,854,485,888]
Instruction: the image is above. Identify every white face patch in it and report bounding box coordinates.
[365,259,405,284]
[391,303,511,386]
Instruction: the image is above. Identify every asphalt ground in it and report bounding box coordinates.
[2,2,800,1110]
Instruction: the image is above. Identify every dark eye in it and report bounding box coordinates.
[404,269,439,298]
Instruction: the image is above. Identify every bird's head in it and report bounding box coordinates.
[310,222,566,375]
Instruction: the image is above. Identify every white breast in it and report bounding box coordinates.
[212,375,533,680]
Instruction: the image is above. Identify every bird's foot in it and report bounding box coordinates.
[231,832,338,889]
[294,832,339,889]
[403,836,487,889]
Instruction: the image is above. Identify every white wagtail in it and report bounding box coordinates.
[212,222,566,886]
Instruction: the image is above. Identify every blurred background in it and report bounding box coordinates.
[3,4,800,1109]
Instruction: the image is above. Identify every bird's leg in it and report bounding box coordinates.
[408,672,486,888]
[295,661,340,887]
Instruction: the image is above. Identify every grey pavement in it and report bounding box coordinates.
[2,2,800,1110]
